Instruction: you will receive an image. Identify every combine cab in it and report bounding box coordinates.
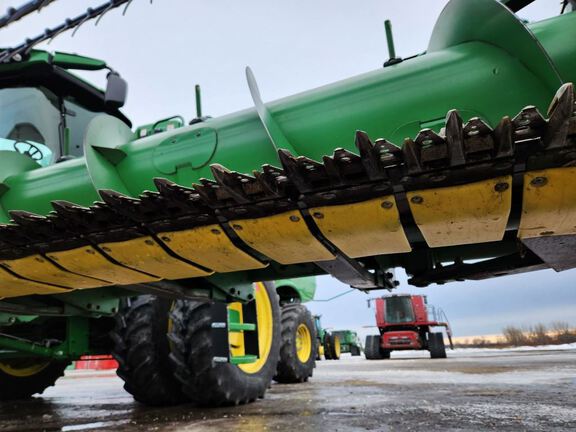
[0,0,574,405]
[365,295,453,359]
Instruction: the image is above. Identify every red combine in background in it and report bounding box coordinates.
[365,294,453,360]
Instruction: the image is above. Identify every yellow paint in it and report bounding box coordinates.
[0,266,68,298]
[0,360,50,377]
[99,237,212,279]
[518,168,576,239]
[231,210,334,265]
[296,323,312,363]
[160,225,266,273]
[2,255,109,289]
[238,282,274,374]
[310,197,411,258]
[333,336,341,359]
[407,176,512,247]
[47,246,159,285]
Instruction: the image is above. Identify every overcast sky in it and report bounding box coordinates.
[1,0,574,337]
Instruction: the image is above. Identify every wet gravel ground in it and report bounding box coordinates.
[0,348,574,431]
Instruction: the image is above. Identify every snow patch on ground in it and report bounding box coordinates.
[452,342,576,352]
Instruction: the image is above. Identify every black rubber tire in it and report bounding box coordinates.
[169,282,281,407]
[429,332,447,359]
[274,304,316,383]
[111,295,188,406]
[323,334,333,360]
[364,335,383,360]
[350,345,361,356]
[0,359,69,400]
[330,334,341,360]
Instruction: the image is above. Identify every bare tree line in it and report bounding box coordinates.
[454,321,576,348]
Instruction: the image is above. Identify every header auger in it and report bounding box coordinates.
[1,81,576,298]
[0,0,575,407]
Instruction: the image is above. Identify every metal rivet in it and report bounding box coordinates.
[410,196,423,204]
[494,182,509,192]
[530,176,548,187]
[289,215,300,222]
[381,201,393,209]
[313,212,324,219]
[233,224,243,231]
[144,239,154,246]
[161,236,171,242]
[211,229,221,235]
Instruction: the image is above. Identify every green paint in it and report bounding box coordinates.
[229,355,257,365]
[276,277,317,303]
[229,322,256,332]
[0,317,90,361]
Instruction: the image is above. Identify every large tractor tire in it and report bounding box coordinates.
[350,344,361,356]
[169,282,281,407]
[111,295,188,406]
[323,335,332,360]
[324,333,341,360]
[428,332,447,359]
[365,335,390,360]
[0,359,69,400]
[274,304,316,383]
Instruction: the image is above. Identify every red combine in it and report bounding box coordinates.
[365,294,453,359]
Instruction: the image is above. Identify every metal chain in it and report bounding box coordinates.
[0,0,57,30]
[0,0,138,64]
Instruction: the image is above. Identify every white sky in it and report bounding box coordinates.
[1,0,574,337]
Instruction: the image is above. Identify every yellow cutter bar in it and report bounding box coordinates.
[310,197,411,258]
[230,210,334,265]
[159,224,266,273]
[407,176,512,247]
[2,255,110,289]
[46,246,159,285]
[0,266,68,298]
[518,167,576,239]
[98,236,213,279]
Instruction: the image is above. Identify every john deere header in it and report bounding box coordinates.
[0,0,575,300]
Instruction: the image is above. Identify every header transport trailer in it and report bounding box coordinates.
[0,0,575,406]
